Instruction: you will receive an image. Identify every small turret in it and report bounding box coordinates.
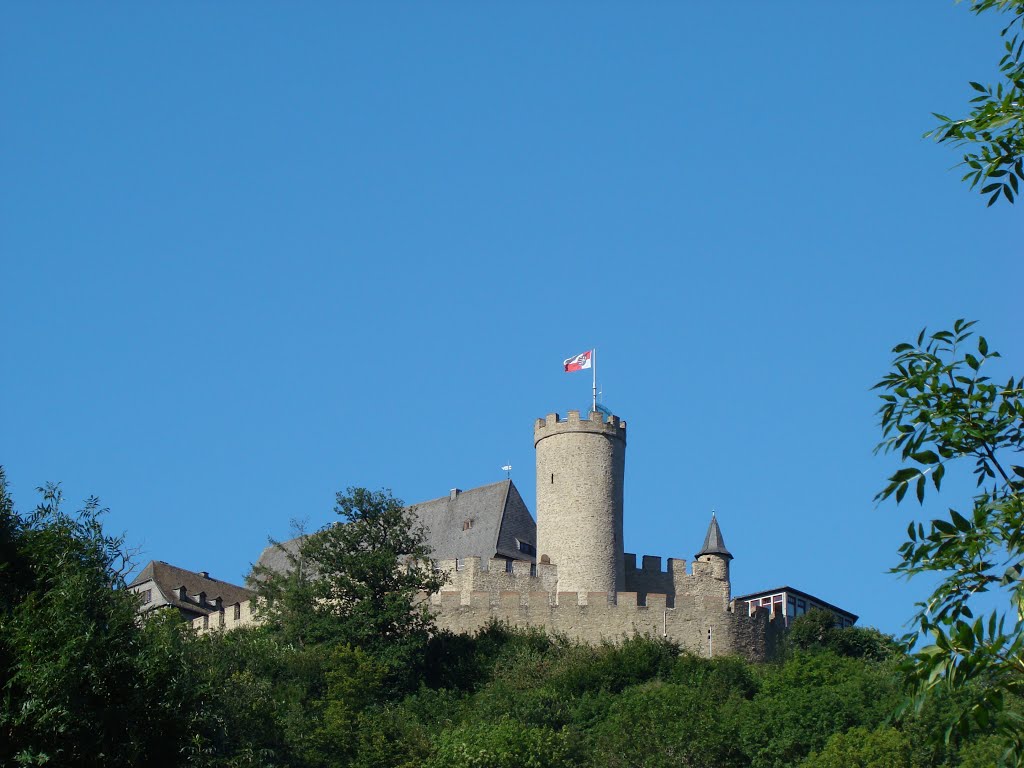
[695,513,732,583]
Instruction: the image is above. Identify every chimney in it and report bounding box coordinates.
[450,488,461,501]
[200,571,210,579]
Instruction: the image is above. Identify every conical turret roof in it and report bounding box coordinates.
[696,513,733,561]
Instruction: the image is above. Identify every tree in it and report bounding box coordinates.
[786,609,901,662]
[873,320,1024,762]
[0,470,213,767]
[927,0,1024,205]
[254,488,446,672]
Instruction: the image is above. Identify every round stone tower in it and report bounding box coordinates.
[534,409,626,596]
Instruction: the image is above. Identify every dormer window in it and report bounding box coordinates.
[462,519,474,531]
[178,586,187,601]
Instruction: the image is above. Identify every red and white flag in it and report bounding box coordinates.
[563,350,593,372]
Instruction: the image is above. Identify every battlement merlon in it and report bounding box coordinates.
[534,410,627,447]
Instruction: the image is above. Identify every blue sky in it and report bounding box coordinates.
[2,3,1021,638]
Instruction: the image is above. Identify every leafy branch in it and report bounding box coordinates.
[874,319,1024,762]
[926,0,1024,205]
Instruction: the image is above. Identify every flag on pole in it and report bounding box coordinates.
[563,350,593,372]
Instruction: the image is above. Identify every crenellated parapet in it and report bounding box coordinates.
[435,556,559,603]
[433,545,732,614]
[533,410,627,447]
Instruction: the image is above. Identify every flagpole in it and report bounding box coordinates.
[592,347,597,412]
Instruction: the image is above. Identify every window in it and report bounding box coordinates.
[505,559,514,573]
[202,614,209,630]
[517,540,536,557]
[233,603,241,621]
[456,558,465,571]
[530,564,537,577]
[463,519,473,531]
[141,589,152,604]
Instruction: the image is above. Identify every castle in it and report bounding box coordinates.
[132,408,856,660]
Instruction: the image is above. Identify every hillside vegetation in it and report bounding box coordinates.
[2,474,1020,767]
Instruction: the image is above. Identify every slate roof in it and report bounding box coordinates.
[251,480,537,579]
[695,513,733,560]
[415,480,527,562]
[130,560,255,617]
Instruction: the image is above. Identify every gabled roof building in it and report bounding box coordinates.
[129,560,255,630]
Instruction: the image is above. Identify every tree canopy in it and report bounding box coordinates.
[252,487,446,680]
[0,469,211,767]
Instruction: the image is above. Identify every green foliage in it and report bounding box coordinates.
[589,681,748,767]
[189,626,328,766]
[253,488,446,690]
[786,609,901,661]
[305,644,391,765]
[425,717,579,768]
[801,725,912,768]
[927,1,1024,204]
[874,321,1024,760]
[0,473,211,767]
[740,650,902,768]
[423,620,554,693]
[671,651,760,699]
[6,468,1017,767]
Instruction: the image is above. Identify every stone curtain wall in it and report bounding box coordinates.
[429,589,781,661]
[429,556,780,661]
